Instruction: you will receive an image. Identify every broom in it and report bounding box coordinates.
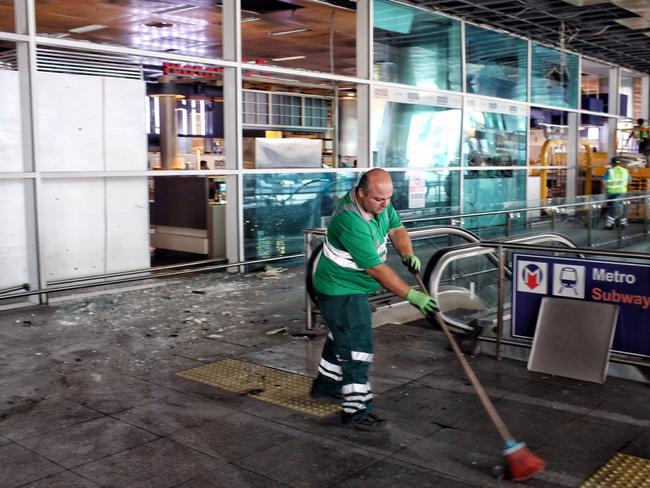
[413,272,546,482]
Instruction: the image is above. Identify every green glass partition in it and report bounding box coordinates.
[373,0,461,90]
[463,110,528,167]
[389,170,460,215]
[373,101,462,168]
[463,169,527,231]
[243,172,357,259]
[465,25,527,101]
[531,44,579,109]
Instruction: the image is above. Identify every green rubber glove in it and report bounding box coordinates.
[406,289,438,316]
[402,254,421,274]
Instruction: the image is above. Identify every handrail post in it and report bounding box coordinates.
[304,231,313,331]
[645,197,650,235]
[586,204,593,247]
[496,244,505,361]
[550,207,556,232]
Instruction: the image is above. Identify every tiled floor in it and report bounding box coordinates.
[0,266,648,488]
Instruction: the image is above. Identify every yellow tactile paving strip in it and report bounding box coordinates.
[581,453,650,488]
[176,359,341,417]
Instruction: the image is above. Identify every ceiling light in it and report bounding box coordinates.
[69,24,107,34]
[151,4,199,15]
[267,28,310,36]
[271,55,306,61]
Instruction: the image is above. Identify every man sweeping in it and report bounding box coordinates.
[310,168,437,431]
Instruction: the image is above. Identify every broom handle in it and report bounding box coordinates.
[414,272,513,442]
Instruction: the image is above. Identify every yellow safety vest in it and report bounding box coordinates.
[606,166,629,194]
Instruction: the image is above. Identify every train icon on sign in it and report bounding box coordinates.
[516,261,548,295]
[553,264,585,298]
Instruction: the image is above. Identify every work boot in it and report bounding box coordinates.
[309,382,343,402]
[342,413,390,432]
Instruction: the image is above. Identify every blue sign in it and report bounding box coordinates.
[512,254,650,358]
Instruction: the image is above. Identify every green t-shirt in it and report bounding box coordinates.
[313,189,403,295]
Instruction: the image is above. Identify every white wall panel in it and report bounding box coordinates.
[0,180,30,288]
[104,78,147,171]
[0,71,25,172]
[37,72,104,171]
[105,177,150,272]
[41,178,106,280]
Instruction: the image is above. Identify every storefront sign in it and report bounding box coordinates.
[512,254,650,357]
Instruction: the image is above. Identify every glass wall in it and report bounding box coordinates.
[0,2,15,32]
[463,169,527,231]
[529,108,569,199]
[243,172,358,259]
[242,73,356,169]
[531,44,579,109]
[465,25,527,101]
[390,170,459,216]
[1,0,649,287]
[242,1,355,75]
[581,59,610,114]
[463,110,528,167]
[372,100,462,168]
[35,2,223,58]
[620,69,644,119]
[373,0,461,90]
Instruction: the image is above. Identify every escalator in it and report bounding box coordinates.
[306,225,485,307]
[422,232,583,337]
[305,225,583,342]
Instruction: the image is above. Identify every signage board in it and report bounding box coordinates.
[512,254,650,358]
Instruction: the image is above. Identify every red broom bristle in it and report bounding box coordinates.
[504,443,547,482]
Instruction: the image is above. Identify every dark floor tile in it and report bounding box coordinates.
[331,457,475,488]
[465,355,539,380]
[594,393,650,425]
[236,434,383,488]
[621,430,650,459]
[0,435,11,446]
[371,333,457,381]
[392,428,574,488]
[17,470,100,488]
[170,337,251,362]
[174,465,291,488]
[379,382,485,429]
[171,411,300,462]
[536,419,645,480]
[72,438,221,488]
[0,443,63,488]
[451,398,582,448]
[61,369,176,414]
[509,376,610,410]
[19,416,158,468]
[113,391,236,436]
[305,406,435,457]
[0,397,102,441]
[414,363,530,399]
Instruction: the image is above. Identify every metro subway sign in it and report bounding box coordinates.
[512,254,650,358]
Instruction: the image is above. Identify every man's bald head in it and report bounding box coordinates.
[356,169,394,217]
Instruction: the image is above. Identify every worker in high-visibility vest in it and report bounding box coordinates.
[631,118,650,164]
[603,156,632,230]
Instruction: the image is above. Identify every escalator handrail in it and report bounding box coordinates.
[305,225,483,305]
[423,232,583,334]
